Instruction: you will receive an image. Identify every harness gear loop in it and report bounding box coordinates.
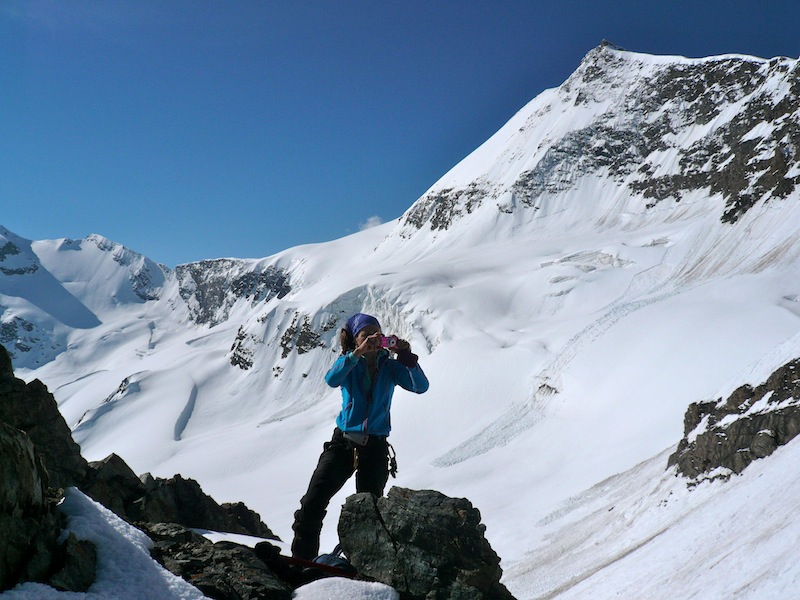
[388,442,398,478]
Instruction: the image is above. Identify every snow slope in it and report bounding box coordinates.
[3,45,800,598]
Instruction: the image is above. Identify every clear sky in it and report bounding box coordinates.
[2,1,799,267]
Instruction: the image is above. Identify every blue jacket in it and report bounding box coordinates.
[325,350,429,436]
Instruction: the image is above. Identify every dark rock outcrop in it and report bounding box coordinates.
[0,345,97,593]
[338,487,515,600]
[230,325,258,369]
[0,421,95,592]
[669,358,800,480]
[47,533,97,593]
[176,260,291,326]
[0,420,60,589]
[0,346,88,489]
[279,312,326,359]
[140,522,292,600]
[404,183,488,232]
[143,488,519,599]
[83,453,278,540]
[0,344,275,542]
[221,501,279,540]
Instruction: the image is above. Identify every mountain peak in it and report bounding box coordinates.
[84,233,140,261]
[395,45,800,242]
[598,39,625,52]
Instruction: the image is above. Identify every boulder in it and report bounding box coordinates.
[138,473,249,533]
[141,522,292,600]
[338,487,516,600]
[221,500,279,539]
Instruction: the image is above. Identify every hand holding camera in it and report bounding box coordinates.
[380,334,417,368]
[355,333,414,364]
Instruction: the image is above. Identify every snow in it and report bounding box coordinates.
[3,47,800,598]
[292,579,399,600]
[505,441,800,599]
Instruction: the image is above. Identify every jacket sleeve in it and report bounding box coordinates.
[391,361,429,394]
[325,352,359,387]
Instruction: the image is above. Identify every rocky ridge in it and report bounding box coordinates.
[669,357,800,482]
[0,421,65,590]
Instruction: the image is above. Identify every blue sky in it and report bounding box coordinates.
[2,1,799,267]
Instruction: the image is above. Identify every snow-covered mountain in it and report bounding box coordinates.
[3,43,800,598]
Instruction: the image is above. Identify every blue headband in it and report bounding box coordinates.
[346,313,380,338]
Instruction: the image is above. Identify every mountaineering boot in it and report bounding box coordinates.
[291,508,326,560]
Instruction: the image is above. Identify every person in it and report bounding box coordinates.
[290,312,430,559]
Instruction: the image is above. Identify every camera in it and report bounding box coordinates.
[380,335,399,349]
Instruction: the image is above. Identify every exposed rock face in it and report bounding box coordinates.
[669,358,800,481]
[176,260,291,326]
[0,345,275,541]
[230,325,258,369]
[47,533,97,593]
[0,421,61,590]
[0,346,97,593]
[279,312,326,359]
[141,522,292,600]
[0,238,38,276]
[83,453,278,539]
[0,420,96,593]
[233,310,338,370]
[0,315,48,360]
[404,183,488,232]
[0,343,11,377]
[222,501,278,539]
[0,345,88,489]
[338,487,515,600]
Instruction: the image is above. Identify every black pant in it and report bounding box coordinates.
[291,428,389,559]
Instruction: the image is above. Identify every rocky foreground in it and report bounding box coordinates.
[0,344,514,599]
